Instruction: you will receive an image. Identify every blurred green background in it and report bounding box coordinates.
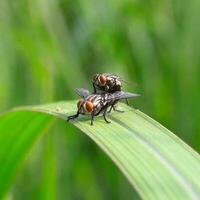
[1,0,200,199]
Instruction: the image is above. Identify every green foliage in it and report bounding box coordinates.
[1,0,200,199]
[0,102,200,200]
[0,111,53,199]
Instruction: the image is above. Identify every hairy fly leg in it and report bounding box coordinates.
[90,111,95,126]
[67,112,79,122]
[93,83,97,94]
[108,105,113,113]
[107,100,117,113]
[107,99,124,113]
[113,105,124,113]
[103,107,111,124]
[108,105,124,113]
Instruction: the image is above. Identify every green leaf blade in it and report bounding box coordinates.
[75,106,200,200]
[0,111,53,199]
[0,101,200,200]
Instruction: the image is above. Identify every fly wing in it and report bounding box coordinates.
[119,79,138,87]
[74,88,90,99]
[107,91,140,101]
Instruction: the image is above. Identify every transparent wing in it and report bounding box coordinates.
[74,88,90,99]
[119,79,138,87]
[107,91,140,101]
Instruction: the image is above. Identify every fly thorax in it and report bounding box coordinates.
[116,79,122,86]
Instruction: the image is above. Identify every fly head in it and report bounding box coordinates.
[77,99,94,114]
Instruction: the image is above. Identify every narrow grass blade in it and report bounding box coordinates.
[0,101,200,200]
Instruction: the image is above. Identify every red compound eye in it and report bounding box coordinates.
[84,101,94,113]
[99,75,107,85]
[77,99,84,108]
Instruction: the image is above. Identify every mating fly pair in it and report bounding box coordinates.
[67,73,139,125]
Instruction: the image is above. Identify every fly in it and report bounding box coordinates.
[67,88,139,125]
[92,73,136,105]
[92,73,135,93]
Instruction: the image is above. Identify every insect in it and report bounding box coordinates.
[92,73,136,105]
[92,73,122,93]
[67,88,139,125]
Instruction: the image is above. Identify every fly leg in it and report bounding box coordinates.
[103,107,111,124]
[108,103,124,113]
[113,106,124,113]
[108,105,114,113]
[125,98,129,106]
[67,112,79,122]
[93,83,97,94]
[108,101,117,113]
[108,102,124,113]
[90,111,95,126]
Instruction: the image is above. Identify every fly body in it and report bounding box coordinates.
[67,88,139,125]
[92,73,122,93]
